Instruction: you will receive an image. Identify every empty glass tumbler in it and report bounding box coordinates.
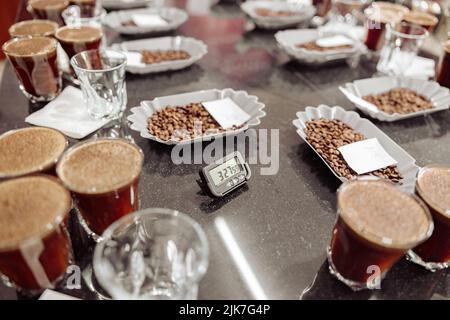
[93,208,209,300]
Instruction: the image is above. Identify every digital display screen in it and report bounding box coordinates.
[209,157,242,186]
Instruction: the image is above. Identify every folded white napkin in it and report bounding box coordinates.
[404,56,436,79]
[25,86,109,139]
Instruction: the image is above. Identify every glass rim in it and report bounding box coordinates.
[337,176,434,251]
[8,19,59,38]
[364,6,404,24]
[93,208,210,297]
[403,10,438,26]
[387,21,429,40]
[0,174,72,252]
[0,127,68,180]
[55,24,103,43]
[2,35,58,58]
[70,49,127,73]
[56,137,144,195]
[416,164,450,219]
[62,5,107,20]
[28,0,70,10]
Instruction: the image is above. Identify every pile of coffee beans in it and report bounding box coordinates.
[148,103,224,141]
[255,8,299,17]
[296,41,353,52]
[363,88,433,114]
[305,119,402,183]
[141,50,191,64]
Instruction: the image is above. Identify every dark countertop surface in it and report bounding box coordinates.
[0,1,449,300]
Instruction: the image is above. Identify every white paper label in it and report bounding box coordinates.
[202,98,251,129]
[338,138,397,175]
[39,289,80,300]
[315,35,354,47]
[124,51,145,67]
[131,14,168,27]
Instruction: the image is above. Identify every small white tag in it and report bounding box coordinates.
[202,98,251,129]
[131,14,168,27]
[316,35,354,47]
[338,138,398,175]
[39,289,80,300]
[124,51,145,67]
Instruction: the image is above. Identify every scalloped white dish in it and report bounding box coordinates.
[102,0,154,10]
[292,105,419,193]
[339,77,450,122]
[127,89,266,145]
[111,36,207,74]
[104,7,188,35]
[275,29,367,64]
[240,0,315,29]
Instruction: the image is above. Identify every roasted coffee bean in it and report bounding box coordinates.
[305,119,403,183]
[363,88,433,114]
[296,41,353,52]
[255,8,299,17]
[141,50,191,65]
[148,103,241,141]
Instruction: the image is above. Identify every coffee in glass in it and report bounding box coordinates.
[437,41,450,89]
[69,0,99,17]
[364,6,404,51]
[28,0,70,26]
[2,36,61,102]
[0,127,67,180]
[57,138,144,238]
[408,165,450,270]
[9,19,59,38]
[55,25,103,60]
[0,175,72,292]
[402,10,438,31]
[329,177,433,290]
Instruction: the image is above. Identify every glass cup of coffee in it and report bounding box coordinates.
[403,10,438,32]
[328,177,433,290]
[331,0,371,25]
[0,127,67,181]
[364,6,405,51]
[2,36,62,102]
[437,40,450,89]
[0,175,73,293]
[9,19,59,38]
[376,22,428,76]
[71,49,127,125]
[56,138,144,240]
[407,164,450,271]
[69,0,101,17]
[93,208,209,300]
[62,5,106,27]
[28,0,70,26]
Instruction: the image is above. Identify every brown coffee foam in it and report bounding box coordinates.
[417,166,450,216]
[29,0,69,10]
[338,180,431,249]
[3,36,57,57]
[372,2,410,15]
[0,127,67,178]
[403,11,438,27]
[9,20,58,38]
[57,139,143,194]
[366,7,404,24]
[56,25,102,43]
[0,176,71,250]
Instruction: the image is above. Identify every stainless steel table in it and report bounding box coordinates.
[0,1,449,300]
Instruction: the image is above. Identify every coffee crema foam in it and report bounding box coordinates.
[29,0,69,10]
[0,127,67,178]
[417,166,450,215]
[3,36,57,57]
[0,176,71,250]
[57,139,143,194]
[338,180,431,249]
[9,20,58,38]
[366,8,403,24]
[403,11,438,27]
[56,26,102,43]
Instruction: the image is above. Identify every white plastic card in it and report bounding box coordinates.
[315,35,354,47]
[131,14,168,27]
[338,138,398,174]
[124,51,145,67]
[202,98,251,129]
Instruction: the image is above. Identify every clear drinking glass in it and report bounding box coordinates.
[62,5,107,27]
[71,49,127,122]
[93,208,209,300]
[376,22,428,76]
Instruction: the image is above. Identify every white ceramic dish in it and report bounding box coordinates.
[340,77,450,122]
[111,36,207,74]
[240,0,315,29]
[275,29,367,64]
[104,7,188,35]
[292,105,419,193]
[102,0,154,10]
[127,88,266,145]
